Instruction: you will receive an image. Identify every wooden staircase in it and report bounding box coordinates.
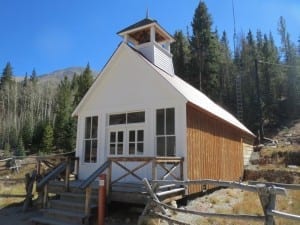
[31,188,98,225]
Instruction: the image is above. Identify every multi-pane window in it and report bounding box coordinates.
[108,111,145,156]
[109,131,124,155]
[84,116,98,163]
[129,130,144,155]
[109,112,145,125]
[156,108,175,156]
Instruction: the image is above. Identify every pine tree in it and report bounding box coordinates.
[171,30,191,79]
[16,137,26,158]
[3,142,11,158]
[218,31,235,111]
[0,62,13,88]
[21,118,33,150]
[190,1,220,99]
[73,63,94,106]
[278,16,299,118]
[54,76,75,151]
[29,68,38,84]
[41,123,54,154]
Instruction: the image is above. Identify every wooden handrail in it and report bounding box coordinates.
[36,162,67,190]
[79,160,110,190]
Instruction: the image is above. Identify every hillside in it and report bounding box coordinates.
[15,67,98,85]
[38,67,98,84]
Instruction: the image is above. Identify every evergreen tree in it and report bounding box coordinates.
[0,62,13,88]
[41,123,54,154]
[190,1,220,99]
[21,118,33,150]
[73,63,94,106]
[278,16,299,118]
[218,31,235,111]
[171,30,191,79]
[16,137,26,157]
[3,142,11,158]
[54,76,75,151]
[29,68,38,84]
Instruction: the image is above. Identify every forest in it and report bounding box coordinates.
[0,1,299,156]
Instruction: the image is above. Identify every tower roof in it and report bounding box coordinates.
[117,18,174,44]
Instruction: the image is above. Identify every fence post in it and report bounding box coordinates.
[98,174,106,225]
[256,184,276,225]
[64,157,70,192]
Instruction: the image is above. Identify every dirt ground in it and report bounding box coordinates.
[0,205,41,225]
[0,203,141,225]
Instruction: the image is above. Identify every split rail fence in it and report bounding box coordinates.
[141,178,300,225]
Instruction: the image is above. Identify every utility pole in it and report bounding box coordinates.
[255,59,264,142]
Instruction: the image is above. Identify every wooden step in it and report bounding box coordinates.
[31,216,82,225]
[49,199,97,213]
[60,192,98,204]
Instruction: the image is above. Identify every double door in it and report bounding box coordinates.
[108,126,144,156]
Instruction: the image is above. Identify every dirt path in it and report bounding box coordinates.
[0,205,41,225]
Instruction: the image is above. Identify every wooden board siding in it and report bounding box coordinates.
[186,104,244,194]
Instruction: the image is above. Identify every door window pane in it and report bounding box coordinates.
[137,143,143,155]
[118,131,123,142]
[129,130,135,142]
[110,144,115,155]
[117,144,123,155]
[129,143,135,155]
[137,130,144,142]
[110,132,116,142]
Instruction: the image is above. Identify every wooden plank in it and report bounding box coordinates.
[151,199,265,222]
[186,105,245,194]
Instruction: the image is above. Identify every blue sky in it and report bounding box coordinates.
[0,0,299,76]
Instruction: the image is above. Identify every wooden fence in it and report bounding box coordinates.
[140,179,300,225]
[0,152,76,211]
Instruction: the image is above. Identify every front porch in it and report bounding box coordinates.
[43,156,185,204]
[31,155,185,225]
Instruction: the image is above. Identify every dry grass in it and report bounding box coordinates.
[0,164,37,209]
[166,187,300,225]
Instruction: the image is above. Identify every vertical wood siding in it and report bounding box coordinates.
[186,104,244,194]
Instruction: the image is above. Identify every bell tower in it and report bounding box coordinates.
[117,17,175,75]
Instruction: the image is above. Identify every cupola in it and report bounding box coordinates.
[117,17,175,75]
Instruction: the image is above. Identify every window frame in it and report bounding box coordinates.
[83,116,98,163]
[156,108,176,157]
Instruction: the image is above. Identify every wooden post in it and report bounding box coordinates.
[43,184,48,208]
[180,159,184,181]
[256,184,275,225]
[106,160,112,201]
[75,157,79,179]
[152,158,157,181]
[98,174,106,225]
[84,186,92,218]
[65,157,70,192]
[36,159,41,177]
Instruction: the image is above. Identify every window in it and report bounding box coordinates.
[84,116,98,163]
[109,131,124,155]
[128,129,144,155]
[108,111,145,156]
[109,111,145,125]
[156,108,175,156]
